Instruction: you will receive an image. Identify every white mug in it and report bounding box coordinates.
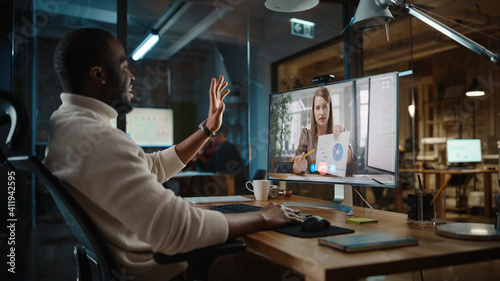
[245,180,270,201]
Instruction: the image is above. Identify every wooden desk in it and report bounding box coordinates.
[200,195,500,281]
[400,168,498,217]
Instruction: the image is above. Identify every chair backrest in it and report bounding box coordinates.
[0,90,28,152]
[0,91,117,280]
[276,162,293,173]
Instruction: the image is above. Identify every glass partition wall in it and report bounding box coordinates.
[13,0,351,224]
[32,0,251,154]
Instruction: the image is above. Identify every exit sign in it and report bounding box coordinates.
[290,18,315,39]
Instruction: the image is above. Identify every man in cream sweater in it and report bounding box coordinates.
[44,28,304,281]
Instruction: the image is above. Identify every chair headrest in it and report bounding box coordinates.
[0,90,30,154]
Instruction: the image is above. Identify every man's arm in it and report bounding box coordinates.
[175,75,230,164]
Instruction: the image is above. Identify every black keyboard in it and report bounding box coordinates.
[210,203,262,213]
[210,203,312,217]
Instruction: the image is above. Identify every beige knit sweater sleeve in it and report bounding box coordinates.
[44,94,229,260]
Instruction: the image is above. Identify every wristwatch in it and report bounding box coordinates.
[198,120,217,137]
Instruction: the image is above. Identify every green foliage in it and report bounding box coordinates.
[270,94,293,158]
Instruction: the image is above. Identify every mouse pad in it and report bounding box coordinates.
[271,224,354,238]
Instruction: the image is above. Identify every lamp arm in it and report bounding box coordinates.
[388,0,500,66]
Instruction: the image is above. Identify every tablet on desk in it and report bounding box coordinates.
[184,196,254,204]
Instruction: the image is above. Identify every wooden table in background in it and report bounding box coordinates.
[399,168,498,217]
[197,195,500,281]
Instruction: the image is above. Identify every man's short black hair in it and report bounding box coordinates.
[53,28,116,93]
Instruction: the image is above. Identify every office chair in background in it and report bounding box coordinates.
[277,161,293,173]
[0,91,245,281]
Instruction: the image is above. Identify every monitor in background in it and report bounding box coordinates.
[446,139,482,166]
[267,72,399,212]
[111,107,174,147]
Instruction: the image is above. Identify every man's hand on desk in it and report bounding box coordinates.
[223,203,303,240]
[259,203,304,228]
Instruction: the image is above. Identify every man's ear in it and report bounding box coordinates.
[89,66,107,85]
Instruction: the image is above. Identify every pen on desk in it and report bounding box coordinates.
[430,175,452,206]
[293,149,315,164]
[372,178,384,185]
[417,175,423,221]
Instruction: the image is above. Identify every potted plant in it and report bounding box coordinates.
[270,93,293,163]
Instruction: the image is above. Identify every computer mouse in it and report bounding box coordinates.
[301,216,331,232]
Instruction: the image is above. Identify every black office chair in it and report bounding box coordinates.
[0,90,118,280]
[7,156,119,280]
[0,91,245,281]
[277,161,293,173]
[0,90,28,167]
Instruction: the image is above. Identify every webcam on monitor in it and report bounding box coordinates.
[312,74,335,85]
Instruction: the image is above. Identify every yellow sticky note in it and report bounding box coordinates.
[346,218,379,224]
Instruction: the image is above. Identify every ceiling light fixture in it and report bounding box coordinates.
[131,32,160,61]
[465,78,485,97]
[265,0,319,13]
[408,104,415,118]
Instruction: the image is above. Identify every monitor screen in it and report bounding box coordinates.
[267,72,399,187]
[111,107,174,147]
[446,139,482,164]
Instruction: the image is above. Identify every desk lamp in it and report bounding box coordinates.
[352,0,500,66]
[353,0,500,240]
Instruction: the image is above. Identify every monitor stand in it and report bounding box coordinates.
[283,184,353,215]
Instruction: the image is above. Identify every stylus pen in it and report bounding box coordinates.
[430,175,452,206]
[417,175,423,192]
[372,178,384,185]
[293,149,315,164]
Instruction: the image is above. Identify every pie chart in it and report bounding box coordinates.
[333,143,343,161]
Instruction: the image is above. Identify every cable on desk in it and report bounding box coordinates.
[352,186,374,210]
[411,269,425,281]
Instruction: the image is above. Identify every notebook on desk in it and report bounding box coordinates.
[318,232,418,252]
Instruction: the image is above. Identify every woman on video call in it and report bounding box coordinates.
[292,87,357,175]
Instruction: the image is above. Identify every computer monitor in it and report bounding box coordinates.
[267,72,399,212]
[446,139,482,165]
[111,107,174,147]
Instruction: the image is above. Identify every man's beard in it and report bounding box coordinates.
[110,95,133,115]
[107,75,133,114]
